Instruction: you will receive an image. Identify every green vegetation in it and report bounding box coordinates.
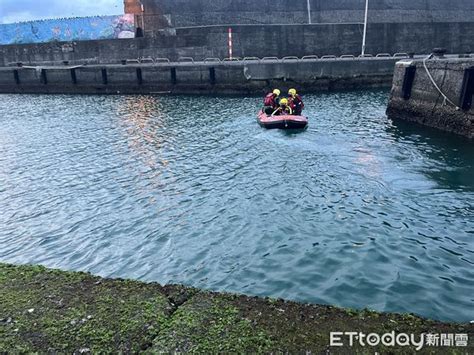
[0,263,472,353]
[153,293,274,353]
[0,264,171,352]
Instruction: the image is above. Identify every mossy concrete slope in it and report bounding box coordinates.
[0,263,472,353]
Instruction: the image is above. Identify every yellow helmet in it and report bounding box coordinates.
[280,98,288,105]
[288,88,297,96]
[273,89,281,96]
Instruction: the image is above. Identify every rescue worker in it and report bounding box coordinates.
[288,88,304,116]
[263,89,281,114]
[272,98,293,116]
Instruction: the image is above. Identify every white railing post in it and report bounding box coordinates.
[307,0,312,24]
[228,28,233,59]
[361,0,369,55]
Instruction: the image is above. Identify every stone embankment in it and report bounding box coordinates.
[0,263,473,353]
[387,54,474,138]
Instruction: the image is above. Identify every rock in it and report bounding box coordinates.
[1,317,13,324]
[27,308,34,314]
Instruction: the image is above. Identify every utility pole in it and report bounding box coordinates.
[361,0,369,55]
[307,0,312,24]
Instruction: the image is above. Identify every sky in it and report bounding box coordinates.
[0,0,124,24]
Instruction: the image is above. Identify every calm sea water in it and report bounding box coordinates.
[0,92,473,322]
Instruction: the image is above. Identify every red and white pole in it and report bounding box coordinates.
[228,28,233,59]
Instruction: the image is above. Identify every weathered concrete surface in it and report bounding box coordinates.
[1,263,472,353]
[0,58,397,95]
[1,22,473,67]
[387,58,474,139]
[140,0,474,28]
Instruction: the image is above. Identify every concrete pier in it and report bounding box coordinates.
[386,56,474,138]
[0,57,400,95]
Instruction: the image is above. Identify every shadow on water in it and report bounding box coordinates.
[387,118,474,191]
[279,127,308,136]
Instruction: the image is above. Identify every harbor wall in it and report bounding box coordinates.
[1,22,473,67]
[386,57,474,138]
[139,0,474,29]
[0,58,398,95]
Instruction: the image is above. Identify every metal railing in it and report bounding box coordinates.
[301,55,318,60]
[204,57,221,62]
[262,56,280,61]
[393,53,409,58]
[177,57,194,63]
[20,52,434,68]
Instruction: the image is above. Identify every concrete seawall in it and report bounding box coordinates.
[0,57,399,95]
[1,23,473,67]
[1,263,473,353]
[140,0,474,28]
[386,57,474,139]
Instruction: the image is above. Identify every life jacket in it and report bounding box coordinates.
[283,105,293,115]
[273,105,292,116]
[289,95,304,111]
[264,93,277,107]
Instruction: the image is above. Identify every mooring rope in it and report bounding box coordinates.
[422,54,460,110]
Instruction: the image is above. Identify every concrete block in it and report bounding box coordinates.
[387,58,474,138]
[75,67,103,85]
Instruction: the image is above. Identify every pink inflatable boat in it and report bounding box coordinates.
[257,110,308,130]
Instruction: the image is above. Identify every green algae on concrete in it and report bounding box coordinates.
[0,263,472,353]
[0,264,172,352]
[153,293,274,353]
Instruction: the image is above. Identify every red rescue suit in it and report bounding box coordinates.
[264,93,279,109]
[288,94,304,115]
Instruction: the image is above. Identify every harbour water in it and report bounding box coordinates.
[0,91,473,322]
